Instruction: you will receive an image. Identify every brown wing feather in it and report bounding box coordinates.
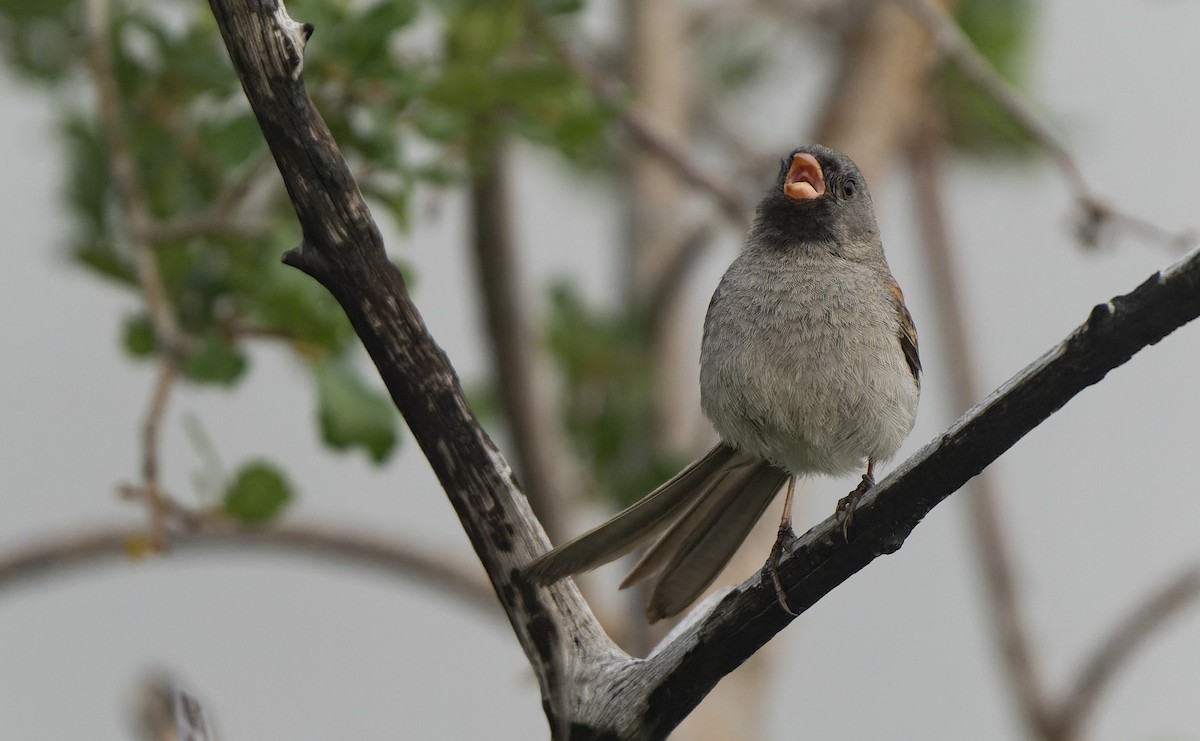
[889,280,921,387]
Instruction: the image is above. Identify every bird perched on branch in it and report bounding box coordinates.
[526,145,921,622]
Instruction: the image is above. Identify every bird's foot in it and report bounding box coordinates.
[767,522,799,616]
[835,472,875,542]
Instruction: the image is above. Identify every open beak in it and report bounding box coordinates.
[784,153,825,201]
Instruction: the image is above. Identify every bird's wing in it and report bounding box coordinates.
[890,278,921,386]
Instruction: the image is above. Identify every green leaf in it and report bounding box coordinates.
[246,262,353,355]
[199,113,265,172]
[938,0,1038,157]
[183,332,248,385]
[535,0,585,15]
[0,0,79,82]
[223,460,293,524]
[315,359,399,464]
[122,314,158,358]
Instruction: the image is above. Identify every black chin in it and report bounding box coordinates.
[755,191,838,244]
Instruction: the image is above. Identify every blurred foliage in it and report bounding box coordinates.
[315,358,398,464]
[546,282,687,507]
[0,0,616,515]
[0,0,1042,521]
[939,0,1038,156]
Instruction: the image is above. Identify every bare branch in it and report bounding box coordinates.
[129,359,178,548]
[144,213,274,244]
[892,0,1196,251]
[144,154,278,244]
[0,521,497,614]
[644,221,718,324]
[1053,564,1200,739]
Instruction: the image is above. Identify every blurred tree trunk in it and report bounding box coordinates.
[623,0,694,457]
[815,0,954,180]
[468,140,572,538]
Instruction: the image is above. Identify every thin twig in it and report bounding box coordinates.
[138,359,180,547]
[0,521,498,614]
[538,26,753,227]
[1052,564,1200,739]
[143,149,277,245]
[892,0,1196,251]
[84,0,191,544]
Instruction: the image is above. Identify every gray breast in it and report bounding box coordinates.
[699,250,918,477]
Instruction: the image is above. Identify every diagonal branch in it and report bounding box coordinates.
[1052,564,1200,739]
[540,27,752,228]
[893,0,1196,251]
[206,1,1200,737]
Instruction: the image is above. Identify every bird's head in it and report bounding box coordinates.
[752,144,880,258]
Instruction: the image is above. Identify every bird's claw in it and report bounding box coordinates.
[835,472,875,542]
[767,523,799,616]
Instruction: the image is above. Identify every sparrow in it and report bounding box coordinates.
[526,145,921,622]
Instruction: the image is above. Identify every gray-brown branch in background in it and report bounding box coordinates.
[910,119,1057,738]
[913,121,1200,741]
[893,0,1195,251]
[0,522,497,615]
[813,0,956,182]
[1052,565,1200,739]
[539,23,752,229]
[467,140,571,538]
[206,0,1200,736]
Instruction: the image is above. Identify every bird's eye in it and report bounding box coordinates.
[841,179,857,198]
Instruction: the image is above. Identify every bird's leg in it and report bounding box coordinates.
[836,458,876,541]
[767,475,799,616]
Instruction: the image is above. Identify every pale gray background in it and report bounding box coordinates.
[1,1,1198,738]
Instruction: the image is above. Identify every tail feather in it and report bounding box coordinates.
[524,444,740,584]
[644,462,787,622]
[619,455,759,589]
[527,441,791,622]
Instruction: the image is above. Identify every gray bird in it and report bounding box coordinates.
[526,145,921,622]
